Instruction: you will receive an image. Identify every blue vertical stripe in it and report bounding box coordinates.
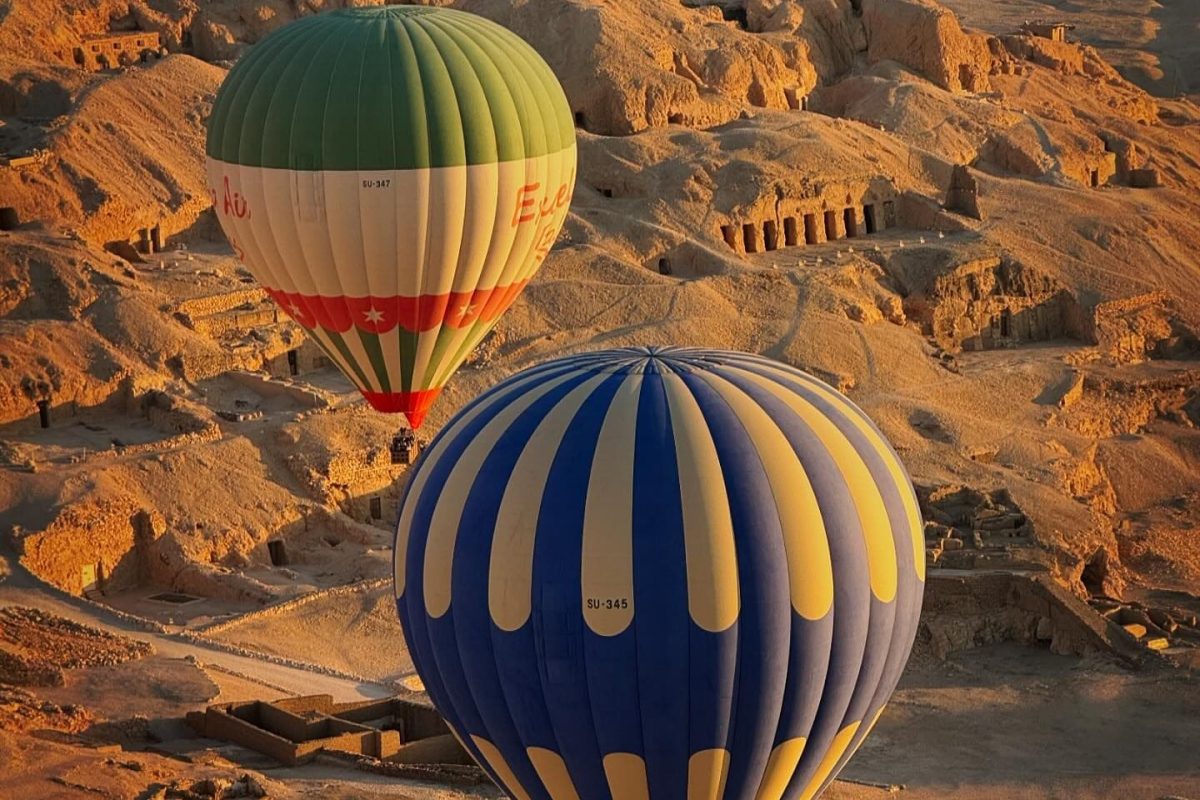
[531,373,626,798]
[631,368,692,797]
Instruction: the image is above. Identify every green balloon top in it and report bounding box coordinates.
[206,6,575,171]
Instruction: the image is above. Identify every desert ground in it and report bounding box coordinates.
[1,0,1200,798]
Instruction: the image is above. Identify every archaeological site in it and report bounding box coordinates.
[1,0,1199,798]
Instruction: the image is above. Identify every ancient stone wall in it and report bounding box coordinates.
[141,390,217,436]
[717,182,900,255]
[999,34,1083,76]
[898,255,1085,352]
[196,579,389,637]
[265,340,333,380]
[920,572,1148,664]
[945,165,982,220]
[175,348,273,385]
[177,288,266,320]
[315,447,407,529]
[191,698,400,765]
[898,191,977,234]
[225,371,328,409]
[193,706,304,765]
[192,305,280,338]
[14,501,144,595]
[73,31,163,71]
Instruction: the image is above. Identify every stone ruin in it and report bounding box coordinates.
[1084,291,1200,364]
[919,484,1035,569]
[187,694,469,769]
[897,254,1087,353]
[73,31,165,71]
[944,165,982,221]
[719,188,899,256]
[1019,21,1074,44]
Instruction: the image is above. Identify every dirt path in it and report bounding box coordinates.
[0,543,390,702]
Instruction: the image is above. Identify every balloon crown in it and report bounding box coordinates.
[332,6,444,19]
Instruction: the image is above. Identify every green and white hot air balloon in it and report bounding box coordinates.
[205,6,577,428]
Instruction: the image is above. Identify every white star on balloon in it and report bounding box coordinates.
[288,303,304,318]
[456,304,477,319]
[363,307,385,324]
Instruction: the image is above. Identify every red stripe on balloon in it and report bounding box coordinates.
[263,281,530,334]
[363,388,443,429]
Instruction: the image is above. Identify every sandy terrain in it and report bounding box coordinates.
[0,0,1199,797]
[208,582,412,683]
[939,0,1200,97]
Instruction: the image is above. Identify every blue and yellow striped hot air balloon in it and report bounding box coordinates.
[394,347,925,799]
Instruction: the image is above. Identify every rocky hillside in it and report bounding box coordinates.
[0,0,1198,641]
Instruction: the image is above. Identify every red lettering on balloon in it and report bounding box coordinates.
[512,182,540,227]
[533,223,557,264]
[512,175,576,229]
[222,176,251,219]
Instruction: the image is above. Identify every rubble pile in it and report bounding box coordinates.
[0,606,152,686]
[140,774,268,800]
[920,485,1035,568]
[0,683,92,732]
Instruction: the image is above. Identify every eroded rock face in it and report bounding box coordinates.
[1086,292,1200,364]
[889,252,1084,352]
[861,0,993,93]
[460,0,823,135]
[1054,372,1200,439]
[0,56,222,246]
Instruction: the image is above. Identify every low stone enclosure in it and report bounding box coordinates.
[187,694,463,767]
[719,190,899,256]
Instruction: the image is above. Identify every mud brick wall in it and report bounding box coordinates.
[15,501,144,595]
[176,289,266,319]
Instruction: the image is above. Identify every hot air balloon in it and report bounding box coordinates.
[205,6,577,429]
[394,347,925,800]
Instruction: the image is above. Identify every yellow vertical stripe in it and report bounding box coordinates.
[490,154,540,300]
[397,160,432,298]
[755,738,807,800]
[422,370,578,617]
[864,704,887,739]
[798,722,860,800]
[726,367,898,605]
[603,753,651,800]
[212,162,284,295]
[527,748,582,800]
[448,161,500,293]
[750,361,925,583]
[582,375,641,636]
[471,736,531,800]
[662,372,740,633]
[693,370,834,620]
[356,168,399,297]
[688,748,731,800]
[471,157,525,292]
[489,374,609,631]
[395,365,551,597]
[422,324,475,390]
[380,326,406,397]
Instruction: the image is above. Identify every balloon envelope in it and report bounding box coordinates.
[394,346,925,799]
[205,6,577,428]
